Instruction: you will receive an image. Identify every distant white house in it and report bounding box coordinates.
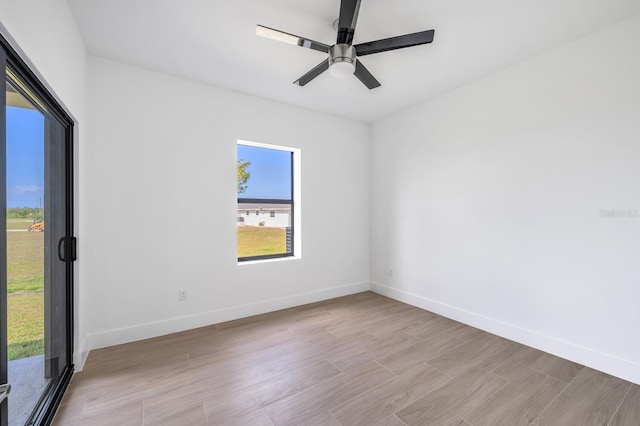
[237,203,291,228]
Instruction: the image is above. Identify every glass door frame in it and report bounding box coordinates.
[0,32,75,426]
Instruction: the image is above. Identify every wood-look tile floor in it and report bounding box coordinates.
[53,292,640,425]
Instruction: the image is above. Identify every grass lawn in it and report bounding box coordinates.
[237,226,286,258]
[7,229,44,293]
[8,292,44,360]
[6,218,45,360]
[7,218,36,230]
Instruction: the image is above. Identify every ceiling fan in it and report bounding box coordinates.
[256,0,435,89]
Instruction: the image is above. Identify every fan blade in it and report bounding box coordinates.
[256,25,330,53]
[354,60,381,89]
[337,0,362,44]
[355,29,435,56]
[294,60,329,86]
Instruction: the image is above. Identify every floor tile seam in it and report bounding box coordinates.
[329,345,386,371]
[203,402,264,424]
[441,342,518,380]
[56,397,88,424]
[407,324,462,342]
[370,361,457,420]
[395,330,426,341]
[423,336,468,364]
[528,355,586,383]
[218,362,334,411]
[78,386,153,414]
[146,363,277,411]
[459,369,510,424]
[327,410,344,425]
[394,415,409,426]
[74,396,89,414]
[78,396,144,419]
[190,335,296,359]
[530,368,573,424]
[374,359,399,376]
[327,359,345,373]
[373,339,430,368]
[328,406,407,426]
[326,407,344,426]
[606,380,632,426]
[571,367,628,395]
[519,365,561,384]
[113,362,206,396]
[371,313,437,334]
[397,329,425,340]
[394,364,477,423]
[483,362,514,383]
[142,397,206,424]
[482,341,542,372]
[295,362,352,399]
[315,364,397,423]
[489,341,516,356]
[423,361,454,381]
[258,364,352,417]
[64,385,125,411]
[581,366,633,386]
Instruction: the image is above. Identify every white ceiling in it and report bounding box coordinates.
[67,0,640,122]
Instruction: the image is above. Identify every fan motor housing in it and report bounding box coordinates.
[329,43,357,67]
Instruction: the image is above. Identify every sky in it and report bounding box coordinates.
[6,105,45,208]
[237,144,291,199]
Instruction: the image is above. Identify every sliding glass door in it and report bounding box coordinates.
[1,36,75,426]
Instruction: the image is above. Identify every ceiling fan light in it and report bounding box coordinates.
[328,43,357,78]
[330,60,355,78]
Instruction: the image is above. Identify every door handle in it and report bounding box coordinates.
[57,236,77,262]
[58,237,65,261]
[0,384,10,404]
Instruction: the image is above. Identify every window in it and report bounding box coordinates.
[237,141,296,261]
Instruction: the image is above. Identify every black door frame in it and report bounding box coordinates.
[0,32,75,426]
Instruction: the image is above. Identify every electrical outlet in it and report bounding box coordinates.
[179,289,187,301]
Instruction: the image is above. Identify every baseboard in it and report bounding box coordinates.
[86,281,370,351]
[370,281,640,385]
[73,348,89,372]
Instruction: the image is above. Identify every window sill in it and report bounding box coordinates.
[237,256,301,266]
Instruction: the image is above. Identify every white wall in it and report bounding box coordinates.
[0,1,86,115]
[3,0,638,387]
[84,57,370,349]
[0,0,89,367]
[370,15,640,384]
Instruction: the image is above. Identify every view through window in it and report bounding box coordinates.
[237,142,294,261]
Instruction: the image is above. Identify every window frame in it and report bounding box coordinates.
[1,31,76,426]
[237,141,296,262]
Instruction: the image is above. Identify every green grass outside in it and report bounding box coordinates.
[7,229,44,291]
[7,219,37,230]
[8,292,44,360]
[6,218,45,360]
[237,226,286,258]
